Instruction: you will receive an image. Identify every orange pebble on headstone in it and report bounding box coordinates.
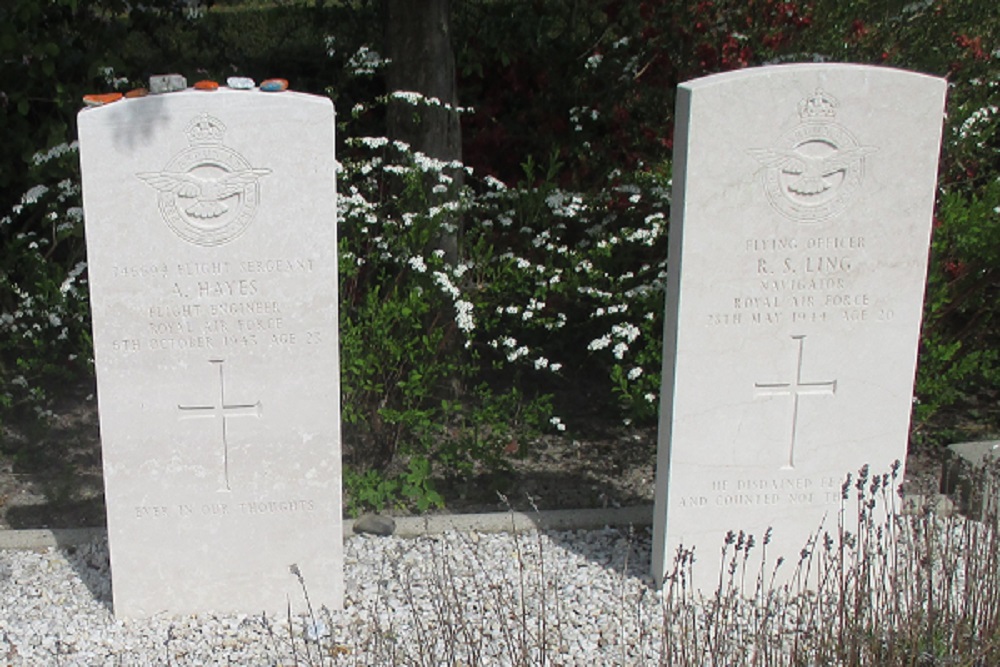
[82,92,124,107]
[194,80,220,91]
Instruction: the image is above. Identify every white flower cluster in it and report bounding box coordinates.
[545,191,585,218]
[958,105,998,140]
[390,90,471,115]
[483,175,507,191]
[428,200,463,221]
[569,106,600,131]
[32,141,78,166]
[97,66,129,89]
[26,185,48,203]
[623,213,665,245]
[355,136,390,149]
[60,262,87,296]
[432,271,459,300]
[428,270,476,340]
[587,335,611,351]
[454,300,474,334]
[339,187,377,226]
[578,285,613,300]
[348,46,387,76]
[588,322,641,360]
[487,334,563,372]
[491,336,529,362]
[495,296,549,323]
[413,152,472,180]
[611,323,641,343]
[592,304,629,318]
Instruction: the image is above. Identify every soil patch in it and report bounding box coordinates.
[0,391,946,530]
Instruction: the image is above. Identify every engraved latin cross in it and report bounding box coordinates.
[754,335,837,469]
[177,358,262,491]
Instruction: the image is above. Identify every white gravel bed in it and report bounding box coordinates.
[1,527,669,665]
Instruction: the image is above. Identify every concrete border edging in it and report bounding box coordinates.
[0,527,107,551]
[0,497,960,552]
[389,505,654,538]
[0,506,655,551]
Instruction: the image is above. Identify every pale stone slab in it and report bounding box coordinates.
[941,440,1000,519]
[78,90,342,617]
[651,65,946,591]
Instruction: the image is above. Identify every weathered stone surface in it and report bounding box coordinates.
[652,64,946,592]
[78,89,342,617]
[941,440,1000,519]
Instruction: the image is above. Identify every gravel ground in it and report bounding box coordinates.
[1,527,671,666]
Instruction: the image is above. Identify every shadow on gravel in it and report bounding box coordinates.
[58,532,114,612]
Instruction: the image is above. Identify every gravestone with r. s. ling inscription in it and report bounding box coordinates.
[78,89,342,617]
[651,64,947,591]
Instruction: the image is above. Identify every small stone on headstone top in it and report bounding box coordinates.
[82,92,123,107]
[149,73,187,94]
[260,78,289,92]
[194,79,219,91]
[227,76,256,90]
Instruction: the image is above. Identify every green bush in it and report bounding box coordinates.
[336,92,561,510]
[2,0,998,511]
[916,179,1000,440]
[0,0,137,421]
[0,0,381,431]
[454,0,1000,439]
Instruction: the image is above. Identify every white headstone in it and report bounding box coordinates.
[651,64,946,591]
[78,89,342,617]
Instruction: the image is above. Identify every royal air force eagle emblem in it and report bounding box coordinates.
[138,114,271,246]
[749,89,877,223]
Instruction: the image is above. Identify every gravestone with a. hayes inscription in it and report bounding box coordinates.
[79,89,342,617]
[651,64,946,591]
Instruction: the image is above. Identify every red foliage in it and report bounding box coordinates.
[955,33,987,60]
[459,0,818,186]
[944,260,968,279]
[849,19,868,41]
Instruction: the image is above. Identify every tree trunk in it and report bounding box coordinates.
[384,0,463,260]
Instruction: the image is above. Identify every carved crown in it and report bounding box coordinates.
[798,89,838,120]
[187,114,226,145]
